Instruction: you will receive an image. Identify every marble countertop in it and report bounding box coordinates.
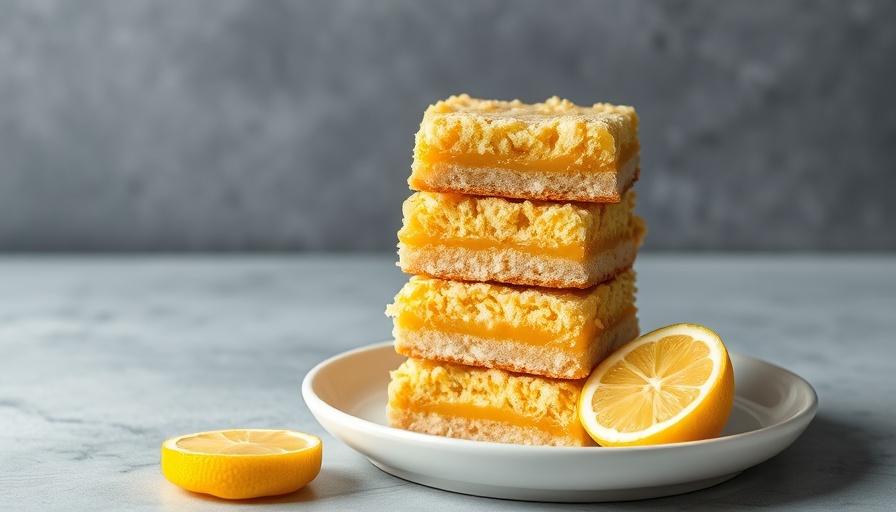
[1,254,894,511]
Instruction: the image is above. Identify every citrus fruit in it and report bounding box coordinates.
[578,323,735,447]
[161,429,322,499]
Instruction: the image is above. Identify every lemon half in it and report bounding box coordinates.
[161,429,322,499]
[578,324,735,447]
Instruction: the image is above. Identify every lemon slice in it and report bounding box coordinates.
[161,429,322,499]
[578,324,735,447]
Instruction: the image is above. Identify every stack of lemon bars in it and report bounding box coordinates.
[386,95,645,446]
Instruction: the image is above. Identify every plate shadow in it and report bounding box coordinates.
[608,413,877,509]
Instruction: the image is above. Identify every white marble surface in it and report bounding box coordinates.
[1,254,894,511]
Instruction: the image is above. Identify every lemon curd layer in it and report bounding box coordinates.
[386,269,636,352]
[398,190,641,262]
[411,95,639,176]
[388,357,592,445]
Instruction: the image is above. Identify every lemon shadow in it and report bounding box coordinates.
[170,467,365,505]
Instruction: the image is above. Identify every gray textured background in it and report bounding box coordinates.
[1,0,894,252]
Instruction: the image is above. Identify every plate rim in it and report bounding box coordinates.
[301,341,818,500]
[303,340,817,454]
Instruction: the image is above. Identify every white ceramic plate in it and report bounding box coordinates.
[302,341,817,502]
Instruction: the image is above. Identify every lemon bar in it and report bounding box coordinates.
[386,269,638,380]
[388,357,595,447]
[398,189,645,289]
[409,95,639,203]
